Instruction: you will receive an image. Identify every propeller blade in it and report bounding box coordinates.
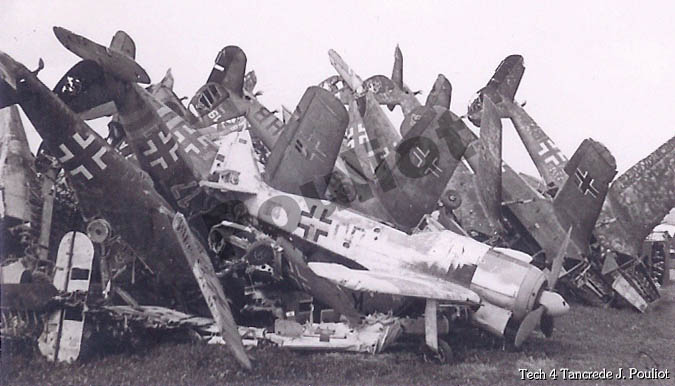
[514,306,544,348]
[549,227,571,289]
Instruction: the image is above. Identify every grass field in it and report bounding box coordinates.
[2,286,673,385]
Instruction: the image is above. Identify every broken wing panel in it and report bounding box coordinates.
[308,262,481,304]
[172,213,252,370]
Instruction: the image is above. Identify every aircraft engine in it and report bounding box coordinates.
[469,248,569,346]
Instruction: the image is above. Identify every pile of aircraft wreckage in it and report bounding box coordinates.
[1,27,673,370]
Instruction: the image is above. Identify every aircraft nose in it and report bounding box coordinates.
[539,290,569,317]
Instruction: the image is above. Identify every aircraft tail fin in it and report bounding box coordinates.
[485,54,524,103]
[109,31,136,59]
[553,139,617,250]
[424,74,452,110]
[265,86,349,198]
[207,46,247,97]
[0,52,24,108]
[475,96,503,229]
[391,45,403,91]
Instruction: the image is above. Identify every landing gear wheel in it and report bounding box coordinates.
[437,339,453,363]
[420,339,453,364]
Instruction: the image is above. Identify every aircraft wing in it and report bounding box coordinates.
[595,135,675,257]
[308,262,481,304]
[265,86,349,198]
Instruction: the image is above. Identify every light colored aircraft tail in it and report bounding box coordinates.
[38,231,94,363]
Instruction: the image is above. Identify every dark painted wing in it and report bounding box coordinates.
[595,136,675,257]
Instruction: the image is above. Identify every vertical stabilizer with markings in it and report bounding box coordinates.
[553,139,617,250]
[265,86,349,198]
[469,55,567,190]
[206,46,247,97]
[38,232,94,363]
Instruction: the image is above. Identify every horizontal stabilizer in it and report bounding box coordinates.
[53,27,150,84]
[308,262,480,304]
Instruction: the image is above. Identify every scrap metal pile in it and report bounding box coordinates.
[1,27,674,370]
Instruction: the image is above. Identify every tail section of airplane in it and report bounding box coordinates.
[594,135,675,257]
[484,54,524,105]
[109,30,136,59]
[553,139,617,251]
[467,54,524,126]
[54,27,221,217]
[52,60,115,118]
[206,46,247,97]
[54,27,150,84]
[424,74,452,110]
[469,54,567,190]
[474,96,503,232]
[265,86,349,199]
[374,106,468,230]
[391,45,403,92]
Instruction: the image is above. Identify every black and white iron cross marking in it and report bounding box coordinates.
[575,168,599,198]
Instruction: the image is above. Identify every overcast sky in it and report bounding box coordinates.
[2,0,673,176]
